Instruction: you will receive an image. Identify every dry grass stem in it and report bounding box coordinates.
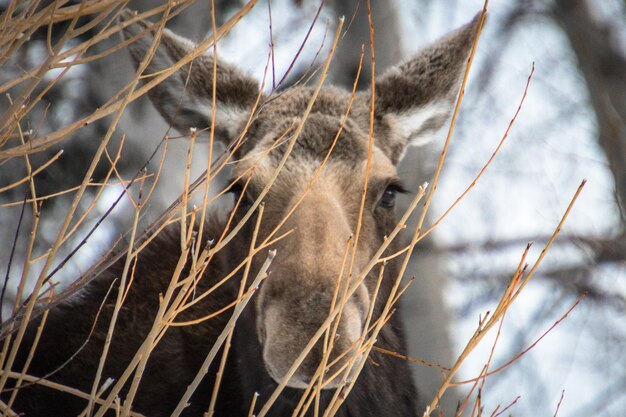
[206,203,265,417]
[0,371,145,417]
[423,180,586,416]
[170,250,276,417]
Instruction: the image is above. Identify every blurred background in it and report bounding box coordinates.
[1,0,625,416]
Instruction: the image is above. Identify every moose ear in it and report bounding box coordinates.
[374,14,482,162]
[121,11,259,142]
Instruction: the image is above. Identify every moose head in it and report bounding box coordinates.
[122,12,480,391]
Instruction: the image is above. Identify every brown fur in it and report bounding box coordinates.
[6,11,481,417]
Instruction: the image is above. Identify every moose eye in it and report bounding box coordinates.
[379,182,407,209]
[380,188,397,208]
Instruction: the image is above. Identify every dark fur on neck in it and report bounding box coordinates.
[7,215,417,417]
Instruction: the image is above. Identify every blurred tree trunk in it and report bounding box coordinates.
[327,0,402,88]
[326,1,457,414]
[552,0,626,226]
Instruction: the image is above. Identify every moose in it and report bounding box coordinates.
[5,10,480,417]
